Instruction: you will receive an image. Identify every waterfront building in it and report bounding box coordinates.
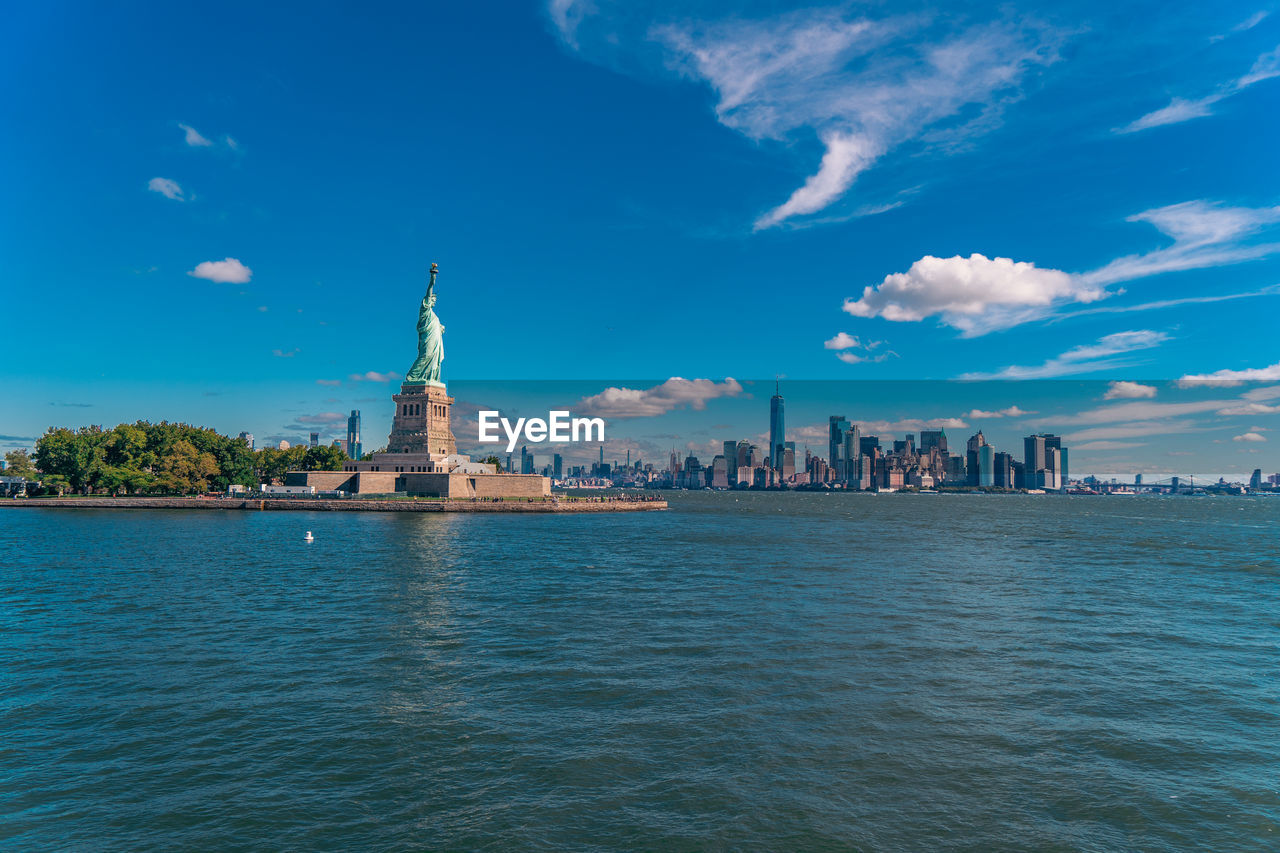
[978,444,994,487]
[994,451,1014,489]
[710,455,730,488]
[1023,434,1065,491]
[781,443,796,481]
[770,382,785,470]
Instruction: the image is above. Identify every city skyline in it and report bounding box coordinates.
[3,1,1279,480]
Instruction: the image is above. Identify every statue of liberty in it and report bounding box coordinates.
[405,262,444,384]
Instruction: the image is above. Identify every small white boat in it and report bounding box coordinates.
[303,531,314,542]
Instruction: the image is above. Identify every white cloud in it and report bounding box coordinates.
[1104,381,1158,400]
[844,253,1106,336]
[962,330,1169,379]
[650,9,1062,228]
[823,332,862,350]
[349,371,399,383]
[1178,360,1280,387]
[272,348,298,358]
[849,201,1280,336]
[1233,431,1267,442]
[147,177,185,201]
[188,257,252,284]
[825,331,894,364]
[178,122,213,147]
[966,405,1033,419]
[1083,201,1280,286]
[316,379,342,387]
[1117,44,1280,133]
[576,377,742,418]
[754,132,880,229]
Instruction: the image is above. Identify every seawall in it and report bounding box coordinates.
[0,497,667,514]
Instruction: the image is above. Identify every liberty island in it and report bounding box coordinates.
[3,263,664,513]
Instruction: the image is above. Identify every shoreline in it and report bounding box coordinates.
[0,497,667,514]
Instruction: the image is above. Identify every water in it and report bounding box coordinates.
[2,494,1278,850]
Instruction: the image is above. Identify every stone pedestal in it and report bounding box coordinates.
[388,381,457,457]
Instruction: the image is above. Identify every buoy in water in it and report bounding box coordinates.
[303,531,314,542]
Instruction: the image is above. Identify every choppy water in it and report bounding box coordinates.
[2,494,1279,851]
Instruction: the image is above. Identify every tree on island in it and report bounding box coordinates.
[28,421,334,495]
[3,449,38,480]
[481,454,504,472]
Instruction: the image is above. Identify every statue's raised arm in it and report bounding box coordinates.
[405,262,445,384]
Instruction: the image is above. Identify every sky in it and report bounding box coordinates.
[2,1,1279,478]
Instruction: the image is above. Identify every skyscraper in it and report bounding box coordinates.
[978,444,994,487]
[828,416,850,478]
[553,453,563,480]
[724,440,738,484]
[920,429,947,454]
[1024,434,1065,490]
[309,432,320,448]
[237,431,255,451]
[770,381,785,470]
[346,410,362,460]
[967,431,987,487]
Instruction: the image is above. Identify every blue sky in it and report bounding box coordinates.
[2,1,1278,476]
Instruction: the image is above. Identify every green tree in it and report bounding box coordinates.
[481,454,504,473]
[3,449,38,479]
[153,439,219,494]
[302,444,347,471]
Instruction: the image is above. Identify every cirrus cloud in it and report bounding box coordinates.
[1178,360,1280,387]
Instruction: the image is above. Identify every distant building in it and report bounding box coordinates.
[978,444,994,487]
[309,432,320,448]
[1024,433,1066,491]
[770,381,785,470]
[993,451,1014,489]
[967,430,987,486]
[346,410,362,460]
[553,453,563,480]
[1249,468,1263,489]
[920,429,947,455]
[521,445,534,474]
[829,416,850,480]
[723,440,738,485]
[710,455,730,488]
[238,431,255,451]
